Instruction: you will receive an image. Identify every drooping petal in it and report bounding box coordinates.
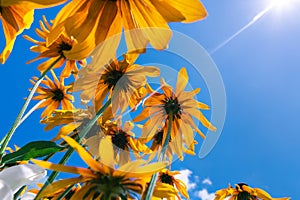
[152,0,207,23]
[61,136,104,173]
[35,177,84,199]
[31,159,96,178]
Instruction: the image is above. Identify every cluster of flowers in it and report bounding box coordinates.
[0,0,291,199]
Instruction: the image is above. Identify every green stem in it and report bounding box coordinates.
[0,55,63,158]
[34,147,74,200]
[34,99,111,200]
[56,184,74,200]
[78,98,111,142]
[144,113,173,200]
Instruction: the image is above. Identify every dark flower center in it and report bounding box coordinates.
[163,97,182,119]
[102,69,124,90]
[89,175,139,200]
[0,7,2,15]
[236,183,254,200]
[112,130,128,150]
[160,173,174,185]
[51,89,64,101]
[58,41,72,55]
[154,130,171,145]
[154,131,164,145]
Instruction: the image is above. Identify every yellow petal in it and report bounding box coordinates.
[126,162,166,178]
[31,159,96,178]
[152,0,207,23]
[152,182,178,198]
[61,136,104,173]
[35,177,84,199]
[99,137,115,174]
[175,67,189,96]
[1,0,66,7]
[129,0,172,50]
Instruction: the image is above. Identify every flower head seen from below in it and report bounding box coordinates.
[24,16,86,78]
[31,70,74,118]
[74,53,159,115]
[134,68,216,160]
[45,0,207,63]
[157,169,189,200]
[97,120,151,165]
[0,0,67,64]
[32,136,176,200]
[215,183,290,200]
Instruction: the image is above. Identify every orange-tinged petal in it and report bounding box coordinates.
[150,0,185,22]
[152,0,207,23]
[1,0,66,7]
[121,0,148,53]
[129,0,172,50]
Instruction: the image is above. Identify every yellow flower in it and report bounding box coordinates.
[74,53,159,115]
[0,0,66,64]
[95,120,151,165]
[45,0,207,62]
[215,183,290,200]
[24,16,86,78]
[31,70,74,118]
[134,68,216,160]
[32,136,175,199]
[157,169,189,200]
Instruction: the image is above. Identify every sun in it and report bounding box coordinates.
[269,0,298,8]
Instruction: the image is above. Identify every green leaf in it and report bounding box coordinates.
[2,141,65,165]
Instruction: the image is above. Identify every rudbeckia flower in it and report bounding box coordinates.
[215,183,290,200]
[134,68,216,159]
[74,53,159,115]
[0,0,66,64]
[32,136,176,200]
[24,16,86,78]
[46,0,207,62]
[31,70,74,118]
[157,169,189,200]
[95,120,151,165]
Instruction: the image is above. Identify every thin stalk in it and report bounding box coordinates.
[56,184,74,200]
[0,55,63,158]
[18,99,46,126]
[34,147,74,200]
[144,113,173,200]
[78,98,111,142]
[34,99,111,199]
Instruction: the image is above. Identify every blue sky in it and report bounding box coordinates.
[1,0,300,199]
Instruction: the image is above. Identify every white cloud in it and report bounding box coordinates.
[174,169,196,190]
[202,178,213,186]
[196,189,215,200]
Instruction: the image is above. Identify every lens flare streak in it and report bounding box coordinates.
[210,5,273,55]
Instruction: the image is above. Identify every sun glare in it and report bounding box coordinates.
[269,0,299,9]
